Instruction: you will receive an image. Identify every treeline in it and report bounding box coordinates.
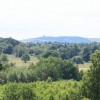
[14,42,100,63]
[0,37,100,100]
[0,38,100,63]
[0,56,83,84]
[0,50,100,100]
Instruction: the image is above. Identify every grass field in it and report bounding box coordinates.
[7,55,39,67]
[7,54,90,71]
[78,62,91,72]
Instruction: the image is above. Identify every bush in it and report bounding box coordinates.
[0,54,8,62]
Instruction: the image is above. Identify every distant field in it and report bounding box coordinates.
[7,55,90,71]
[78,62,91,72]
[7,55,39,67]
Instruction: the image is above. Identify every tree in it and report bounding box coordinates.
[0,63,2,71]
[35,56,80,81]
[82,48,90,62]
[8,72,19,82]
[14,43,29,57]
[61,60,80,80]
[3,44,13,54]
[81,50,100,100]
[19,72,26,82]
[21,54,30,63]
[72,56,84,64]
[0,54,8,62]
[43,50,59,58]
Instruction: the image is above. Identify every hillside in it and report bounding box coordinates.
[0,37,20,54]
[22,36,91,43]
[89,38,100,42]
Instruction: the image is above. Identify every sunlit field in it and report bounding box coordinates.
[7,55,39,67]
[78,62,91,72]
[7,54,90,72]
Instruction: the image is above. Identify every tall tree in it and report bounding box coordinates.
[81,50,100,100]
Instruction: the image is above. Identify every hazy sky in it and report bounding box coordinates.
[0,0,100,40]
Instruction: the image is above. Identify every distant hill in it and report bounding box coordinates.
[0,37,20,54]
[22,36,91,43]
[0,37,20,46]
[89,38,100,42]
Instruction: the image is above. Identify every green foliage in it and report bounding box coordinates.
[21,54,30,63]
[8,72,19,82]
[0,80,82,100]
[43,50,59,58]
[1,39,100,100]
[35,56,62,80]
[82,48,90,62]
[3,44,13,54]
[24,42,100,62]
[72,56,84,64]
[46,77,52,83]
[0,63,2,71]
[14,43,29,57]
[81,50,100,100]
[0,71,7,84]
[2,83,36,100]
[35,56,80,81]
[3,67,38,83]
[0,56,82,83]
[0,54,8,62]
[61,60,80,80]
[19,72,26,82]
[0,37,20,54]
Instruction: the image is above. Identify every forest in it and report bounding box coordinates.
[0,37,100,100]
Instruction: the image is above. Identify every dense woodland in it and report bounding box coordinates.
[0,37,100,100]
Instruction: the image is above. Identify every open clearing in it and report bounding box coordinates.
[7,55,39,67]
[7,54,90,71]
[78,62,91,72]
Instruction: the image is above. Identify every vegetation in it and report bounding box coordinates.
[0,37,100,99]
[81,50,100,100]
[0,54,8,62]
[21,54,30,63]
[0,80,82,100]
[0,37,20,54]
[72,56,84,64]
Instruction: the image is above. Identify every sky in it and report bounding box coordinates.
[0,0,100,40]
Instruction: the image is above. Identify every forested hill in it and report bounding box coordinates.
[0,37,20,54]
[22,36,91,43]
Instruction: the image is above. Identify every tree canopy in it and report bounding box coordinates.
[81,50,100,100]
[21,54,30,63]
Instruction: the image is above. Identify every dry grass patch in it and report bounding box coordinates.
[7,55,39,67]
[78,62,91,72]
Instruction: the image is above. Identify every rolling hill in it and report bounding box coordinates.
[22,36,91,43]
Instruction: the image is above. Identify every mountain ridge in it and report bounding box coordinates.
[22,36,100,43]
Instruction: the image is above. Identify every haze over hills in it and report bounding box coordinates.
[89,38,100,42]
[22,36,100,43]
